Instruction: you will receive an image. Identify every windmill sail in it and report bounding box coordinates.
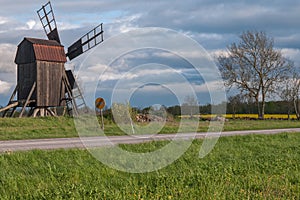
[67,24,104,60]
[37,1,61,44]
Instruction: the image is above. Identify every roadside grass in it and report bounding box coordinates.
[0,133,299,199]
[0,116,299,140]
[222,119,300,131]
[0,117,77,140]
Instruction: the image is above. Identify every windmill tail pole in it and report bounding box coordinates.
[0,102,19,113]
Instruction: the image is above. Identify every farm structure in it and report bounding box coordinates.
[0,1,104,117]
[15,38,66,107]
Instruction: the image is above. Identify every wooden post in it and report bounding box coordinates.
[1,84,19,117]
[46,108,56,117]
[9,106,17,117]
[40,108,45,117]
[19,82,36,118]
[8,84,18,102]
[33,109,39,117]
[0,102,19,113]
[100,109,104,130]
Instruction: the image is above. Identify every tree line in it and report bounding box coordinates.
[101,99,299,121]
[165,100,298,117]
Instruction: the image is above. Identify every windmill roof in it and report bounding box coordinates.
[15,37,67,64]
[25,37,63,46]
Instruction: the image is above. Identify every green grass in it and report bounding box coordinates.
[0,133,299,199]
[0,117,77,140]
[0,116,299,140]
[222,119,300,131]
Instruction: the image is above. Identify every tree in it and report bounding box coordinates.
[182,95,199,118]
[167,105,181,116]
[280,71,300,120]
[228,94,244,119]
[111,102,136,124]
[218,31,293,119]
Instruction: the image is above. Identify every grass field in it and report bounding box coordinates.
[0,133,299,199]
[0,116,299,140]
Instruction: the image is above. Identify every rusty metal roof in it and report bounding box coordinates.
[24,38,67,63]
[33,44,67,63]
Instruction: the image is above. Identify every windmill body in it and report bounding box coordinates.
[15,38,66,108]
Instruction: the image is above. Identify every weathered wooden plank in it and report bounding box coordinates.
[36,61,64,107]
[17,63,37,101]
[0,102,19,113]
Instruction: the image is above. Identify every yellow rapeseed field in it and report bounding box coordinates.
[182,114,298,120]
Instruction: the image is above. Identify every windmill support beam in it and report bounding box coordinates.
[0,102,19,113]
[8,84,18,103]
[19,82,36,118]
[32,107,57,117]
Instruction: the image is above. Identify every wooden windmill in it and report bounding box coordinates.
[1,1,104,117]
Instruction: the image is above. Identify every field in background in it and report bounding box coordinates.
[0,133,299,199]
[181,114,299,120]
[0,116,299,140]
[226,114,298,120]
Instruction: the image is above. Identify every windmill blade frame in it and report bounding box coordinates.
[37,1,61,44]
[66,23,104,60]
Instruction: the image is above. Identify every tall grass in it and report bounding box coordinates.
[0,133,299,199]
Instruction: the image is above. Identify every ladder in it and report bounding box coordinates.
[62,70,88,116]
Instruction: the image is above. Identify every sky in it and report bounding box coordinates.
[0,0,300,108]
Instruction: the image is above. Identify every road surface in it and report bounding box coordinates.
[1,128,300,152]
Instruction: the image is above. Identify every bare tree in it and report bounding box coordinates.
[280,71,300,120]
[182,95,199,118]
[218,31,293,119]
[228,94,244,119]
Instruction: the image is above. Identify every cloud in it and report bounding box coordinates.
[281,48,300,68]
[0,80,11,94]
[282,48,300,59]
[0,0,299,107]
[26,20,36,30]
[0,16,8,25]
[112,14,141,33]
[0,44,16,73]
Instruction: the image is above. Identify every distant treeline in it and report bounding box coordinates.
[181,101,296,115]
[1,100,295,118]
[100,100,296,119]
[131,100,296,116]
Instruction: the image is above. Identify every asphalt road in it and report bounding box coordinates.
[1,128,300,153]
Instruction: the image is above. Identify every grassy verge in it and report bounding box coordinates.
[0,117,299,140]
[222,119,300,131]
[0,133,299,199]
[0,117,77,140]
